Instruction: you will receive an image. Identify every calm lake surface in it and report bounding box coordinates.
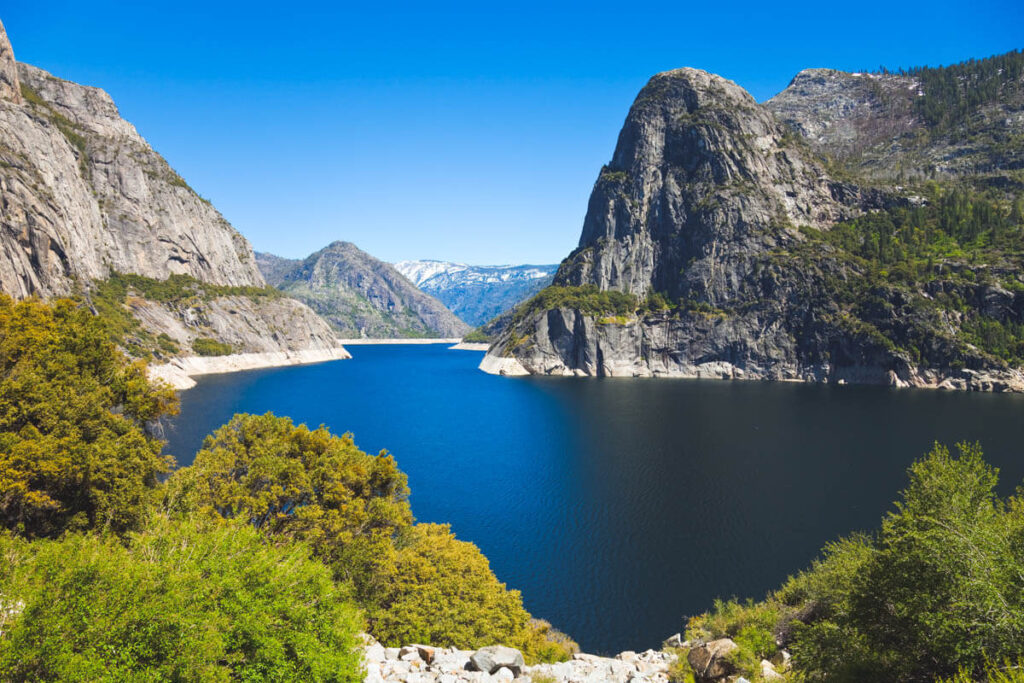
[164,344,1024,654]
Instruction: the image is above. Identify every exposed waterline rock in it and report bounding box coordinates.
[149,347,351,390]
[362,636,678,683]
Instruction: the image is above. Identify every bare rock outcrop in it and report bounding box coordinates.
[0,20,19,104]
[483,56,1024,392]
[0,61,264,297]
[0,20,343,368]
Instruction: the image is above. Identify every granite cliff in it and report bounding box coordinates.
[259,242,470,338]
[0,19,344,372]
[483,52,1024,391]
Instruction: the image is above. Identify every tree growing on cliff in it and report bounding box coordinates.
[0,295,178,539]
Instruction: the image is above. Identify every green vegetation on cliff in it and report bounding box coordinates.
[87,271,281,360]
[821,187,1024,266]
[782,182,1024,368]
[520,284,638,319]
[190,337,233,356]
[897,50,1024,134]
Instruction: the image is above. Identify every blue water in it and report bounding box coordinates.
[164,344,1024,654]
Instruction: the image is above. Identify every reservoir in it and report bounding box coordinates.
[164,344,1024,654]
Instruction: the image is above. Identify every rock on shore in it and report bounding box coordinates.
[362,637,677,683]
[148,346,351,390]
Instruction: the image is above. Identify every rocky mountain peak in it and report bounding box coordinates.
[261,242,470,338]
[0,19,20,104]
[18,63,141,140]
[484,50,1024,392]
[563,64,840,300]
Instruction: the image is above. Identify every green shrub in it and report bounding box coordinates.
[104,272,282,305]
[941,661,1024,683]
[367,523,575,662]
[0,296,177,539]
[0,518,363,682]
[191,337,233,356]
[681,443,1024,682]
[164,412,412,568]
[463,329,491,343]
[666,648,697,683]
[685,598,783,677]
[166,413,574,663]
[835,442,1024,680]
[156,333,179,355]
[519,285,638,320]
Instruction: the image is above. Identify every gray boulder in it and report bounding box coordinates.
[687,638,738,681]
[470,645,525,675]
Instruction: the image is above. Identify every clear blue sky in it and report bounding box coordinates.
[3,2,1021,264]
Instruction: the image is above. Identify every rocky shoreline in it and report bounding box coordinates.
[362,634,790,683]
[449,342,490,351]
[362,638,678,683]
[479,318,1024,393]
[148,347,352,390]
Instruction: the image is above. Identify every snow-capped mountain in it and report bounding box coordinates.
[394,260,558,327]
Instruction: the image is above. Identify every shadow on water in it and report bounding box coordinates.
[164,345,1024,654]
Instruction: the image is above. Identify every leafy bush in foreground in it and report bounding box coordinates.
[0,518,363,682]
[166,413,575,663]
[678,442,1024,682]
[0,297,572,677]
[368,522,577,661]
[165,412,412,574]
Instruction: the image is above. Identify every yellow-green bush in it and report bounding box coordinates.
[167,413,575,662]
[0,296,177,539]
[0,518,363,682]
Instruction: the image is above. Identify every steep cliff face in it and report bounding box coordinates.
[0,20,18,104]
[554,68,842,303]
[260,242,470,338]
[0,57,264,295]
[0,20,341,362]
[484,56,1024,392]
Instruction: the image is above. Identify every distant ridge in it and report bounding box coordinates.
[394,260,557,327]
[257,243,470,339]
